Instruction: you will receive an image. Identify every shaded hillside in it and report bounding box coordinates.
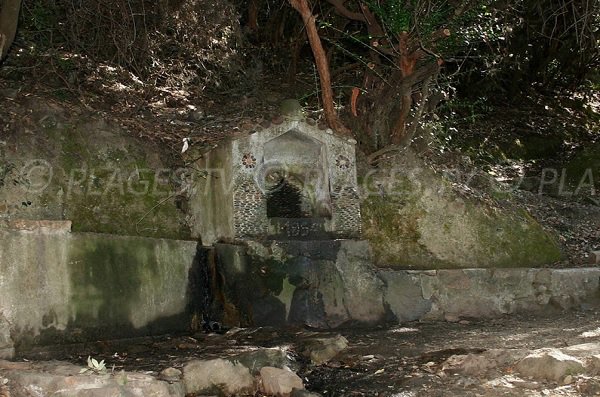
[1,0,598,266]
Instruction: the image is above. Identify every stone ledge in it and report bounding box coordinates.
[381,267,600,322]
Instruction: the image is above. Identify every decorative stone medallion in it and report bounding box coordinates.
[242,153,257,169]
[336,155,351,170]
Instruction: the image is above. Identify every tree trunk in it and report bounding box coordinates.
[288,0,352,137]
[247,0,259,32]
[0,0,22,61]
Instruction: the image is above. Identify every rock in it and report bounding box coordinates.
[578,378,600,395]
[182,358,254,396]
[259,366,304,396]
[2,361,182,397]
[443,349,530,377]
[442,354,495,376]
[562,342,600,358]
[361,151,562,269]
[586,354,600,374]
[562,374,573,385]
[589,251,600,264]
[158,367,182,382]
[483,349,529,367]
[302,335,349,365]
[232,347,294,375]
[516,349,585,382]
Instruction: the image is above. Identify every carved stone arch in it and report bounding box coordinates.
[262,129,332,219]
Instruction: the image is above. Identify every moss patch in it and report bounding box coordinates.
[1,108,189,239]
[68,237,156,328]
[361,154,562,269]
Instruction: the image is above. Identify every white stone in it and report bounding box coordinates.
[183,358,254,395]
[516,349,584,381]
[260,366,304,396]
[2,361,182,397]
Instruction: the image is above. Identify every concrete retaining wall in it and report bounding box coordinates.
[0,222,198,354]
[1,221,598,354]
[381,268,600,322]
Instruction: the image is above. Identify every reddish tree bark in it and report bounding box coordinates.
[289,0,352,137]
[247,0,259,32]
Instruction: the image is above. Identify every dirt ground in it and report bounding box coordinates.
[17,308,600,396]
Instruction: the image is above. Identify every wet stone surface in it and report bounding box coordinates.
[9,309,600,396]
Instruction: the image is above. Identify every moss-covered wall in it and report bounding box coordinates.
[0,99,189,239]
[0,228,197,349]
[361,151,562,269]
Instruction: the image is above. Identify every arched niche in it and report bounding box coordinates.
[262,129,331,219]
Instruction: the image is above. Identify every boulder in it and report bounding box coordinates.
[516,349,585,382]
[158,367,182,383]
[442,349,528,376]
[232,347,294,375]
[1,361,182,397]
[182,358,254,396]
[442,354,496,376]
[586,354,600,375]
[259,366,304,396]
[301,335,349,365]
[361,151,562,269]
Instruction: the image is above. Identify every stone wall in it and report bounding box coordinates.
[0,98,189,239]
[204,240,600,329]
[0,222,198,353]
[381,268,600,322]
[207,239,388,329]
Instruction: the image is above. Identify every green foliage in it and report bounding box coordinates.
[79,356,107,374]
[365,0,412,33]
[17,0,243,87]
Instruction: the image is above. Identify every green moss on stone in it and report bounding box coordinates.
[68,235,160,328]
[361,165,562,269]
[47,125,189,239]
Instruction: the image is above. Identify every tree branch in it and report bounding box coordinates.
[289,0,352,137]
[326,0,366,22]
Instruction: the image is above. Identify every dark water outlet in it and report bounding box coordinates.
[186,245,223,331]
[267,179,307,218]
